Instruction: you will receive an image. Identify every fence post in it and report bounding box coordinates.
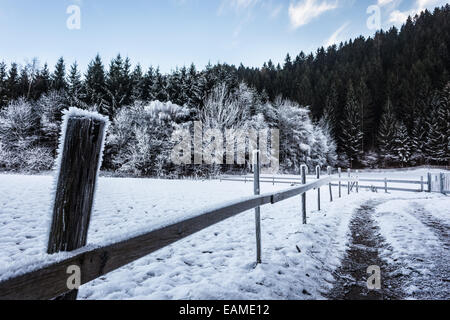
[327,166,333,202]
[316,166,321,211]
[420,176,424,192]
[427,173,432,192]
[440,173,444,194]
[301,165,307,225]
[47,109,108,300]
[356,170,359,193]
[384,178,388,193]
[338,168,342,198]
[347,169,351,195]
[253,151,261,264]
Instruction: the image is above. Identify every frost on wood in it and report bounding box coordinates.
[47,107,109,254]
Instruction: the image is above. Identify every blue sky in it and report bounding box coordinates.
[0,0,447,73]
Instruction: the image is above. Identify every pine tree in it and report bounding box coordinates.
[51,57,67,91]
[0,62,7,108]
[426,88,449,164]
[105,54,132,117]
[84,54,106,109]
[131,64,146,102]
[323,82,338,137]
[143,66,156,102]
[32,63,51,100]
[393,122,412,167]
[442,82,450,164]
[340,81,363,168]
[6,63,20,101]
[378,98,397,167]
[67,62,83,106]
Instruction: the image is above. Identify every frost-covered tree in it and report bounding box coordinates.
[317,116,338,168]
[340,82,363,168]
[277,99,315,172]
[67,62,83,107]
[107,100,189,176]
[393,122,412,167]
[0,98,53,170]
[425,89,449,164]
[378,98,397,167]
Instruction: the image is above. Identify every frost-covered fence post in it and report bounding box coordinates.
[327,166,333,202]
[316,166,321,211]
[440,173,445,194]
[338,168,342,198]
[356,170,359,193]
[253,150,261,264]
[301,165,307,225]
[427,173,432,192]
[420,176,424,192]
[384,178,388,193]
[347,169,351,195]
[47,108,108,300]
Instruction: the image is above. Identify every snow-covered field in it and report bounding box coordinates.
[0,169,448,299]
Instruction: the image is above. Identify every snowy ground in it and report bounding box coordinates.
[0,169,448,299]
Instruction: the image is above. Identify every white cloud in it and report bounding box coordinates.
[325,21,350,47]
[377,0,395,6]
[387,0,447,25]
[288,0,339,29]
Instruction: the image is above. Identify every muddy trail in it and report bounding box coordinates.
[326,200,406,300]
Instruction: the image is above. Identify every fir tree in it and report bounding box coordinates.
[33,63,51,100]
[323,82,338,137]
[84,54,106,109]
[0,62,7,108]
[67,62,83,106]
[393,122,412,167]
[378,98,397,166]
[340,81,363,168]
[51,57,67,91]
[426,88,449,164]
[6,63,20,101]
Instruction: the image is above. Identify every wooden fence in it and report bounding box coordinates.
[0,112,334,300]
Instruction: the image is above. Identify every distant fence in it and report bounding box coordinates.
[221,169,450,194]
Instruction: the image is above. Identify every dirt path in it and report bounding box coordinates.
[326,200,406,300]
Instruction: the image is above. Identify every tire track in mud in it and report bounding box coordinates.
[326,200,406,300]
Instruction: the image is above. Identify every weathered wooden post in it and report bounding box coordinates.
[327,166,333,202]
[427,173,432,193]
[301,165,307,225]
[384,178,388,193]
[347,169,351,195]
[440,173,445,194]
[420,176,424,192]
[316,165,321,211]
[47,108,109,300]
[253,150,261,264]
[356,170,359,193]
[338,168,342,198]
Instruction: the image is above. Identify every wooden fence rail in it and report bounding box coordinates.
[0,174,331,300]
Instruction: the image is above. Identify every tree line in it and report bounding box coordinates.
[0,5,449,174]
